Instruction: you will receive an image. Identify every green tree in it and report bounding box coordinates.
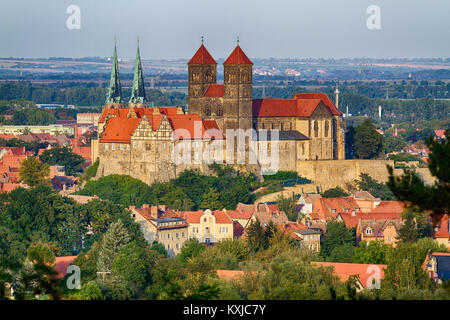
[78,174,152,207]
[177,239,205,266]
[14,242,61,300]
[97,220,131,275]
[385,135,407,154]
[246,218,269,253]
[18,156,50,187]
[72,281,104,300]
[382,238,446,290]
[320,221,355,259]
[199,187,222,210]
[354,173,393,200]
[110,241,157,299]
[353,119,385,159]
[327,243,354,263]
[397,209,418,243]
[276,196,299,221]
[387,130,449,224]
[352,240,388,264]
[40,146,85,176]
[321,186,349,198]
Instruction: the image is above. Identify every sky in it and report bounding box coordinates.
[1,0,449,59]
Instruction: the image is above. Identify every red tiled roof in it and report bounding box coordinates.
[435,130,446,137]
[370,201,406,215]
[179,210,233,224]
[223,45,253,65]
[253,93,342,118]
[0,134,16,140]
[54,256,77,279]
[99,108,224,143]
[226,210,254,220]
[312,262,387,288]
[72,146,91,160]
[433,215,450,238]
[188,44,217,65]
[203,84,224,98]
[293,93,342,115]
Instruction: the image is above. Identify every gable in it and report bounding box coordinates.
[311,102,333,118]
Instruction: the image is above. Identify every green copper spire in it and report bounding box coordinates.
[129,41,147,103]
[105,42,122,104]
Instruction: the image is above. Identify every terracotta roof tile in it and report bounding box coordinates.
[54,256,77,279]
[223,45,253,65]
[253,93,342,118]
[188,44,217,65]
[203,84,224,97]
[312,262,387,288]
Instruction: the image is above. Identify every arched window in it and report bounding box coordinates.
[324,120,329,137]
[314,120,319,137]
[217,107,223,116]
[205,107,211,116]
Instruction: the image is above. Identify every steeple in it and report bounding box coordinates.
[129,40,147,104]
[105,41,123,106]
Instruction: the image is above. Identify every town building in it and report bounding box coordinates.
[432,215,450,249]
[297,193,322,217]
[423,251,450,283]
[356,218,404,247]
[178,209,234,244]
[77,113,101,126]
[92,41,345,184]
[312,262,387,291]
[283,222,321,252]
[129,204,188,256]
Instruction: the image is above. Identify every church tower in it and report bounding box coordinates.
[187,40,217,114]
[129,40,148,108]
[105,41,125,109]
[223,41,253,131]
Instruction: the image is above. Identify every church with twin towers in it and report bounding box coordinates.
[93,39,345,184]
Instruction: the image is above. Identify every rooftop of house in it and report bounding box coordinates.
[432,215,450,238]
[310,197,360,221]
[99,108,223,143]
[358,218,404,237]
[312,262,387,289]
[54,256,77,279]
[253,93,342,118]
[300,193,322,204]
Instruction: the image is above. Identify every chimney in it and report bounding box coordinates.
[150,206,159,219]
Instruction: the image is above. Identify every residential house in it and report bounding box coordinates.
[432,215,450,249]
[179,209,233,245]
[357,218,405,247]
[130,204,188,256]
[312,262,387,291]
[283,222,321,252]
[51,175,78,193]
[423,251,450,283]
[297,193,322,218]
[310,197,361,223]
[350,191,381,213]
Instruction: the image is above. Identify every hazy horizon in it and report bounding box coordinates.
[1,0,449,60]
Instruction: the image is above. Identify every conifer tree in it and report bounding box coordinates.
[97,220,131,274]
[199,187,222,210]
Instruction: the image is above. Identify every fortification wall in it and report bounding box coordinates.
[295,159,434,192]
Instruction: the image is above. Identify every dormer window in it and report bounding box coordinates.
[366,227,372,235]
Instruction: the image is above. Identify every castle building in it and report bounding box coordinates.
[93,40,345,184]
